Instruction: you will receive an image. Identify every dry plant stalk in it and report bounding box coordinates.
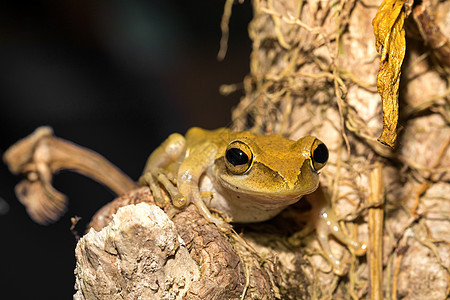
[3,126,136,224]
[368,164,385,300]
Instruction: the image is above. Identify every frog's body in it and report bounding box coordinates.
[141,127,328,223]
[140,127,365,274]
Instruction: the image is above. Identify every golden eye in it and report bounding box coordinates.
[225,141,253,174]
[311,139,328,172]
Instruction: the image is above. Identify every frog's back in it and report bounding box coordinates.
[185,127,295,155]
[185,127,233,150]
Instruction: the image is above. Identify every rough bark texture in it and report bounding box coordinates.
[74,202,200,300]
[229,0,450,298]
[74,0,449,299]
[83,188,288,299]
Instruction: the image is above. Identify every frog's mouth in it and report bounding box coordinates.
[216,173,319,203]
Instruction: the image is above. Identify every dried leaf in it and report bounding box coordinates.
[372,0,408,148]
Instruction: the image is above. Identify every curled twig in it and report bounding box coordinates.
[3,127,137,224]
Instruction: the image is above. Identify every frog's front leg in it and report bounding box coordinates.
[138,133,186,207]
[177,144,231,232]
[290,186,366,275]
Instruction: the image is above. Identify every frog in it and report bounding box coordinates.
[139,127,366,274]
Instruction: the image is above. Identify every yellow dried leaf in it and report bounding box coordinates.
[372,0,407,148]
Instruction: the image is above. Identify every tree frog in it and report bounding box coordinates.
[139,127,365,274]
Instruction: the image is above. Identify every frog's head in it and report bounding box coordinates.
[215,134,328,202]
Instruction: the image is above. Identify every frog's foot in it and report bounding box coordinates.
[287,212,316,246]
[315,207,367,275]
[190,193,232,232]
[138,170,167,207]
[165,191,231,232]
[208,215,233,232]
[138,168,184,208]
[167,204,231,232]
[293,187,367,275]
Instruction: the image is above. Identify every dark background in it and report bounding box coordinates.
[0,1,251,298]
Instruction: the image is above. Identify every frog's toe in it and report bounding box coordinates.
[172,195,187,208]
[328,258,345,276]
[210,216,232,232]
[353,242,367,256]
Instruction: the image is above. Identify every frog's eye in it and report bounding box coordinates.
[311,140,328,172]
[225,141,253,174]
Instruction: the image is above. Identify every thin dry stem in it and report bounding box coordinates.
[217,0,234,61]
[368,164,385,300]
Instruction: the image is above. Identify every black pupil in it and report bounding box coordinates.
[226,148,249,166]
[313,144,329,164]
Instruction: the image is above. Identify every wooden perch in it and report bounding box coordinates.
[2,126,137,224]
[80,188,282,299]
[74,202,201,299]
